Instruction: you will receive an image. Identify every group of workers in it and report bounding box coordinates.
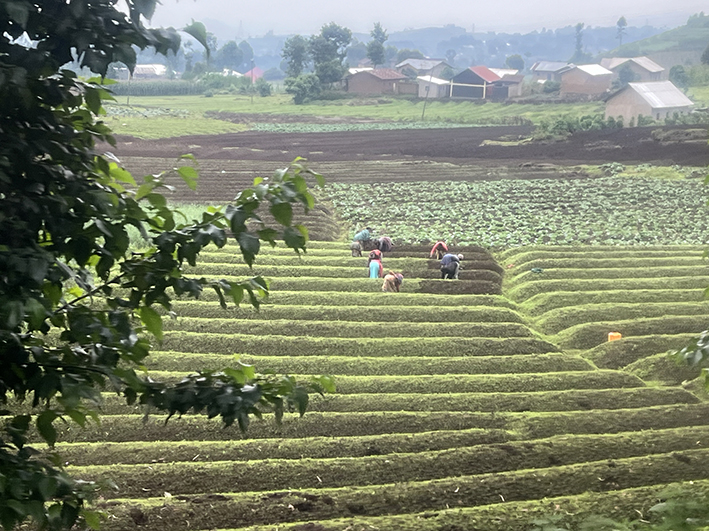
[351,230,463,292]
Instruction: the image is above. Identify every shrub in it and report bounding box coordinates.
[285,74,322,104]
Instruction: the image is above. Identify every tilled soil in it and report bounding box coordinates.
[113,125,709,167]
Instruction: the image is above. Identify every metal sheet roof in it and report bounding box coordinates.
[395,58,446,70]
[489,68,518,77]
[417,75,449,85]
[575,64,613,76]
[600,56,665,73]
[631,56,665,73]
[626,81,693,109]
[532,61,569,73]
[366,68,408,80]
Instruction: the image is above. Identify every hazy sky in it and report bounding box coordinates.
[152,0,705,37]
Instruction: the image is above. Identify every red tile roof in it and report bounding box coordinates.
[469,66,501,83]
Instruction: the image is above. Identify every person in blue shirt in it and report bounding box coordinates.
[440,253,464,279]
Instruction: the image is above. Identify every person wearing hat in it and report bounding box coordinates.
[382,271,404,292]
[440,253,463,280]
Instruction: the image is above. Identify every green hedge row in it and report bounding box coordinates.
[230,481,709,531]
[99,448,709,529]
[583,334,695,369]
[508,265,709,287]
[91,387,693,416]
[554,316,709,350]
[192,289,515,308]
[76,435,709,502]
[625,352,703,385]
[507,256,706,273]
[43,403,709,444]
[162,318,533,339]
[144,370,640,395]
[159,333,558,357]
[521,289,705,316]
[147,352,592,375]
[168,302,524,324]
[497,245,703,262]
[506,276,709,302]
[535,301,709,334]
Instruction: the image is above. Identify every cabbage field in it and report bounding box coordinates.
[327,176,709,246]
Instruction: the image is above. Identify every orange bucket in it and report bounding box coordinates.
[608,332,622,342]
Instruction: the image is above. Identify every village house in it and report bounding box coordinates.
[605,80,693,123]
[243,66,265,81]
[450,66,500,99]
[395,58,451,79]
[530,61,569,82]
[417,75,450,99]
[600,57,666,82]
[559,64,613,96]
[346,68,408,95]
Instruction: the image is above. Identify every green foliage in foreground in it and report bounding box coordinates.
[327,177,709,246]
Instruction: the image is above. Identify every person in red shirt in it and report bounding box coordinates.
[430,241,448,260]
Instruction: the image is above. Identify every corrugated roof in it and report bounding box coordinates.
[489,68,518,77]
[574,64,613,76]
[601,56,665,73]
[532,61,569,73]
[469,65,501,83]
[396,58,446,70]
[625,81,693,109]
[349,67,373,75]
[498,74,525,83]
[367,68,408,80]
[417,75,449,85]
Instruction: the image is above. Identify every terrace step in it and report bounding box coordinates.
[160,333,559,357]
[584,334,696,369]
[508,266,709,286]
[148,352,592,375]
[97,449,709,529]
[46,404,709,443]
[88,387,696,416]
[162,318,533,339]
[146,371,643,394]
[168,302,524,323]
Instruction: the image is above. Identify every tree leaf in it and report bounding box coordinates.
[183,21,210,60]
[140,305,163,340]
[270,202,293,226]
[37,410,58,446]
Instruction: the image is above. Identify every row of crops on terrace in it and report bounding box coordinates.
[327,177,709,246]
[43,239,709,531]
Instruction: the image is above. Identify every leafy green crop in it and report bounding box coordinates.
[327,177,709,247]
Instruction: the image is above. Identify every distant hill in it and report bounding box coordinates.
[601,12,709,68]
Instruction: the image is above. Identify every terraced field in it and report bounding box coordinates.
[49,238,709,531]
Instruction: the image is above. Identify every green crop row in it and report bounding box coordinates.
[42,403,709,444]
[535,301,709,334]
[160,333,558,357]
[584,334,696,369]
[99,449,709,530]
[190,289,515,308]
[508,265,709,286]
[75,435,709,501]
[147,352,592,375]
[554,316,709,350]
[505,255,707,272]
[84,386,691,417]
[520,289,705,316]
[231,480,709,531]
[168,302,524,324]
[496,245,704,263]
[162,318,532,339]
[625,353,702,385]
[143,370,640,395]
[506,276,709,302]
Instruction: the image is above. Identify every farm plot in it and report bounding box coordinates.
[501,245,709,383]
[326,177,709,246]
[50,240,709,531]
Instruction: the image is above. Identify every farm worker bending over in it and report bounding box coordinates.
[378,236,393,253]
[354,227,372,250]
[350,241,362,257]
[369,259,383,279]
[430,241,448,260]
[440,253,463,280]
[382,271,404,292]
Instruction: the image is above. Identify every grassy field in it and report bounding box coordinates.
[105,94,603,138]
